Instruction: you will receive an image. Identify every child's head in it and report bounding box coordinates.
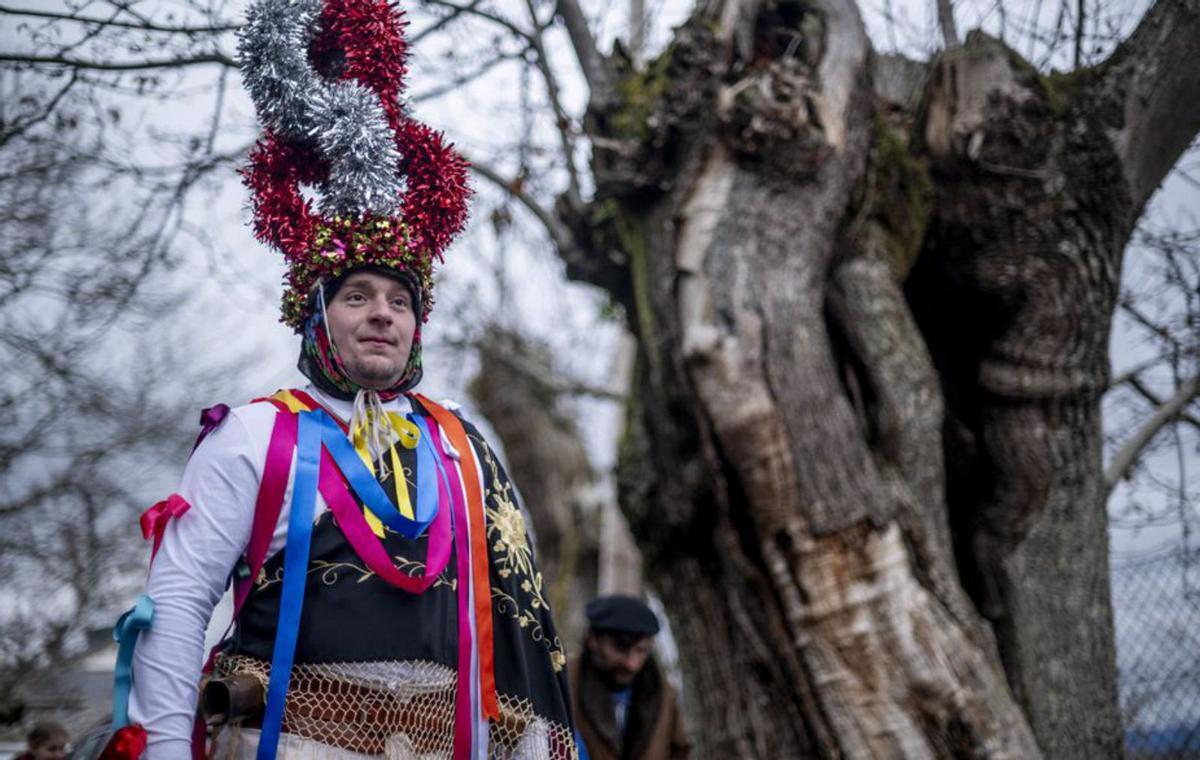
[26,721,69,760]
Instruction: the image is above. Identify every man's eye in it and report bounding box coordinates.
[393,298,409,309]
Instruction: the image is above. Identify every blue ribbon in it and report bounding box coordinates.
[411,414,446,527]
[111,594,154,730]
[257,410,321,760]
[410,415,454,527]
[314,410,435,539]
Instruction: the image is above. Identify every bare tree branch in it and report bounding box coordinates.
[419,0,532,43]
[1074,0,1085,68]
[1120,299,1180,349]
[1105,373,1200,491]
[1109,357,1164,389]
[411,46,525,104]
[1097,0,1200,213]
[470,159,577,257]
[553,0,609,101]
[937,0,961,49]
[1126,375,1200,431]
[470,158,623,294]
[0,51,237,70]
[522,0,583,209]
[0,5,240,34]
[411,0,486,44]
[0,70,78,148]
[628,0,646,65]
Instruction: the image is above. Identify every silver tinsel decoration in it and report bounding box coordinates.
[238,0,404,217]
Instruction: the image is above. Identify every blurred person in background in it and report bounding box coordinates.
[570,595,689,760]
[17,721,69,760]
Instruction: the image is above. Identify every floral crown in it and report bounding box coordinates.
[238,0,470,331]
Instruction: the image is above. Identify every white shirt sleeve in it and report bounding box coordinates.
[129,407,266,760]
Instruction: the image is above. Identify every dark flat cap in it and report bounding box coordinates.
[585,595,661,636]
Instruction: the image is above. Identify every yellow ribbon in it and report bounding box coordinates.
[270,391,421,539]
[351,411,421,537]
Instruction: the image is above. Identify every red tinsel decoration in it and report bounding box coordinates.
[243,0,471,330]
[98,724,148,760]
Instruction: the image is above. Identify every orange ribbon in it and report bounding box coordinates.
[414,394,500,721]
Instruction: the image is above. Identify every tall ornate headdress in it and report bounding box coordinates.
[238,0,470,332]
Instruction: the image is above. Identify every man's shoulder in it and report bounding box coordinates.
[222,396,288,432]
[187,395,289,459]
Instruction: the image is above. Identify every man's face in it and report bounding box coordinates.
[325,270,417,390]
[31,736,68,760]
[586,631,653,687]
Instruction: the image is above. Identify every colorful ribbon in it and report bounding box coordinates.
[424,420,479,759]
[317,410,435,539]
[140,493,191,563]
[98,724,148,760]
[191,404,231,454]
[257,409,322,760]
[414,394,499,722]
[111,594,154,730]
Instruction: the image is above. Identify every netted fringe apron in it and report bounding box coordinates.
[212,655,575,760]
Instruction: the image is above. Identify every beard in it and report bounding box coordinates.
[344,353,406,389]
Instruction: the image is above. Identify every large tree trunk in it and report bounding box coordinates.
[545,0,1200,755]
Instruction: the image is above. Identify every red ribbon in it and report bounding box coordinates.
[99,723,147,760]
[140,493,191,561]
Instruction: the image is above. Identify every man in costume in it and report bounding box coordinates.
[115,0,577,757]
[570,597,688,760]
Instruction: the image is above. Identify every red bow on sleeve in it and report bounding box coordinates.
[99,724,147,760]
[139,493,191,561]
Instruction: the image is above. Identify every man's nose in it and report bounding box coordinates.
[366,295,393,322]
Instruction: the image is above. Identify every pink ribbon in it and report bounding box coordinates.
[139,493,191,562]
[426,422,476,760]
[318,447,452,592]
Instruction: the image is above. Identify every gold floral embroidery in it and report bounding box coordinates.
[474,436,567,672]
[257,556,454,591]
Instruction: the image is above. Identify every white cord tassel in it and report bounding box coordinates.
[350,389,396,479]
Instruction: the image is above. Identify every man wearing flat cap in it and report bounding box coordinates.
[570,595,690,760]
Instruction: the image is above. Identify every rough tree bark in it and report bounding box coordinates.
[532,0,1200,756]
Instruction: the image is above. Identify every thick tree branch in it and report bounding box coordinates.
[0,51,236,70]
[1097,0,1200,212]
[937,0,960,49]
[810,0,871,152]
[1105,373,1200,491]
[553,0,610,101]
[872,53,928,110]
[1125,375,1200,431]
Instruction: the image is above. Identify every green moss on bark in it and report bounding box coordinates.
[870,119,934,278]
[610,46,675,142]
